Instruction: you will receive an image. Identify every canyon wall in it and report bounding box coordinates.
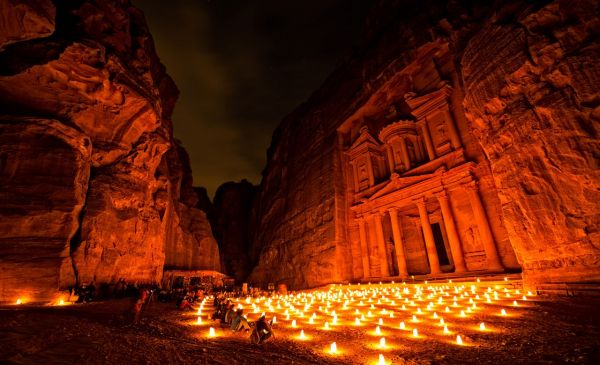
[249,0,599,290]
[211,180,257,282]
[0,0,219,302]
[461,0,600,287]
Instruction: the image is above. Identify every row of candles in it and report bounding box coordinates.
[193,279,533,364]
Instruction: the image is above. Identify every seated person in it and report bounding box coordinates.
[230,309,251,332]
[224,304,235,325]
[252,314,274,344]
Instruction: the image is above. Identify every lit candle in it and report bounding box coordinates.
[412,328,418,337]
[456,335,463,345]
[355,317,360,325]
[209,327,215,337]
[324,321,330,330]
[197,317,202,325]
[479,322,486,331]
[299,329,306,339]
[15,298,21,305]
[378,318,383,325]
[379,337,386,348]
[292,319,297,327]
[444,325,449,334]
[378,354,386,365]
[412,315,418,322]
[375,325,381,335]
[399,321,405,330]
[330,342,337,354]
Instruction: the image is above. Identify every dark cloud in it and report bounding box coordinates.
[135,0,370,197]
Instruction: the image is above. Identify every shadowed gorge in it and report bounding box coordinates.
[0,0,599,364]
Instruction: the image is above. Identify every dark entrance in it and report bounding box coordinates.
[431,223,450,265]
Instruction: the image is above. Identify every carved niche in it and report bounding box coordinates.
[405,85,462,159]
[346,126,386,192]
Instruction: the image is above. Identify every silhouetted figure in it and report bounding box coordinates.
[250,315,274,344]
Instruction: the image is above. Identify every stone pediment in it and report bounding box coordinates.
[405,84,452,120]
[349,126,380,150]
[368,172,435,201]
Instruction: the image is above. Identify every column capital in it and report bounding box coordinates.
[371,211,384,220]
[388,206,399,215]
[413,196,427,208]
[435,189,449,201]
[463,180,479,192]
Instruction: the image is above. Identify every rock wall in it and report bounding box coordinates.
[249,0,599,290]
[211,180,257,282]
[0,0,219,302]
[461,0,600,287]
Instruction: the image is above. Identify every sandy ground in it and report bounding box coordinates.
[1,290,599,365]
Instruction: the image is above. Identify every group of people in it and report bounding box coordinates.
[212,295,274,344]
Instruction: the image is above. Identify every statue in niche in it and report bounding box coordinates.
[436,122,448,143]
[463,225,481,253]
[406,140,416,162]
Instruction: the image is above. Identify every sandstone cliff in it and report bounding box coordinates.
[211,180,257,282]
[249,0,599,290]
[0,0,219,302]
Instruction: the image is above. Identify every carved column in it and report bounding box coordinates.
[420,122,436,161]
[464,181,503,271]
[385,146,395,174]
[388,207,409,278]
[350,161,360,193]
[443,110,462,149]
[366,157,375,186]
[399,137,411,171]
[357,217,371,278]
[436,191,466,273]
[373,213,390,277]
[415,197,441,275]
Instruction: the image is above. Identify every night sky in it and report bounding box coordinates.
[135,0,371,197]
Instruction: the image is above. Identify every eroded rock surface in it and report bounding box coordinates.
[211,180,257,282]
[461,0,600,286]
[0,0,219,301]
[248,0,599,290]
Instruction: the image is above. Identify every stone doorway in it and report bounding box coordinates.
[431,222,450,266]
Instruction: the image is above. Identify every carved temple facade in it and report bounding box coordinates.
[338,85,519,279]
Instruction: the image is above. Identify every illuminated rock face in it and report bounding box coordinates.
[249,0,599,290]
[0,0,219,301]
[461,1,600,287]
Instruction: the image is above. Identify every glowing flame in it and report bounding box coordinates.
[299,330,306,339]
[456,335,463,345]
[379,337,386,348]
[324,321,330,330]
[197,317,202,325]
[479,322,486,330]
[291,320,297,327]
[399,321,405,330]
[208,327,215,337]
[355,317,361,325]
[443,325,449,334]
[15,298,22,305]
[330,342,337,354]
[412,328,418,337]
[501,309,507,316]
[375,325,381,335]
[378,353,386,365]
